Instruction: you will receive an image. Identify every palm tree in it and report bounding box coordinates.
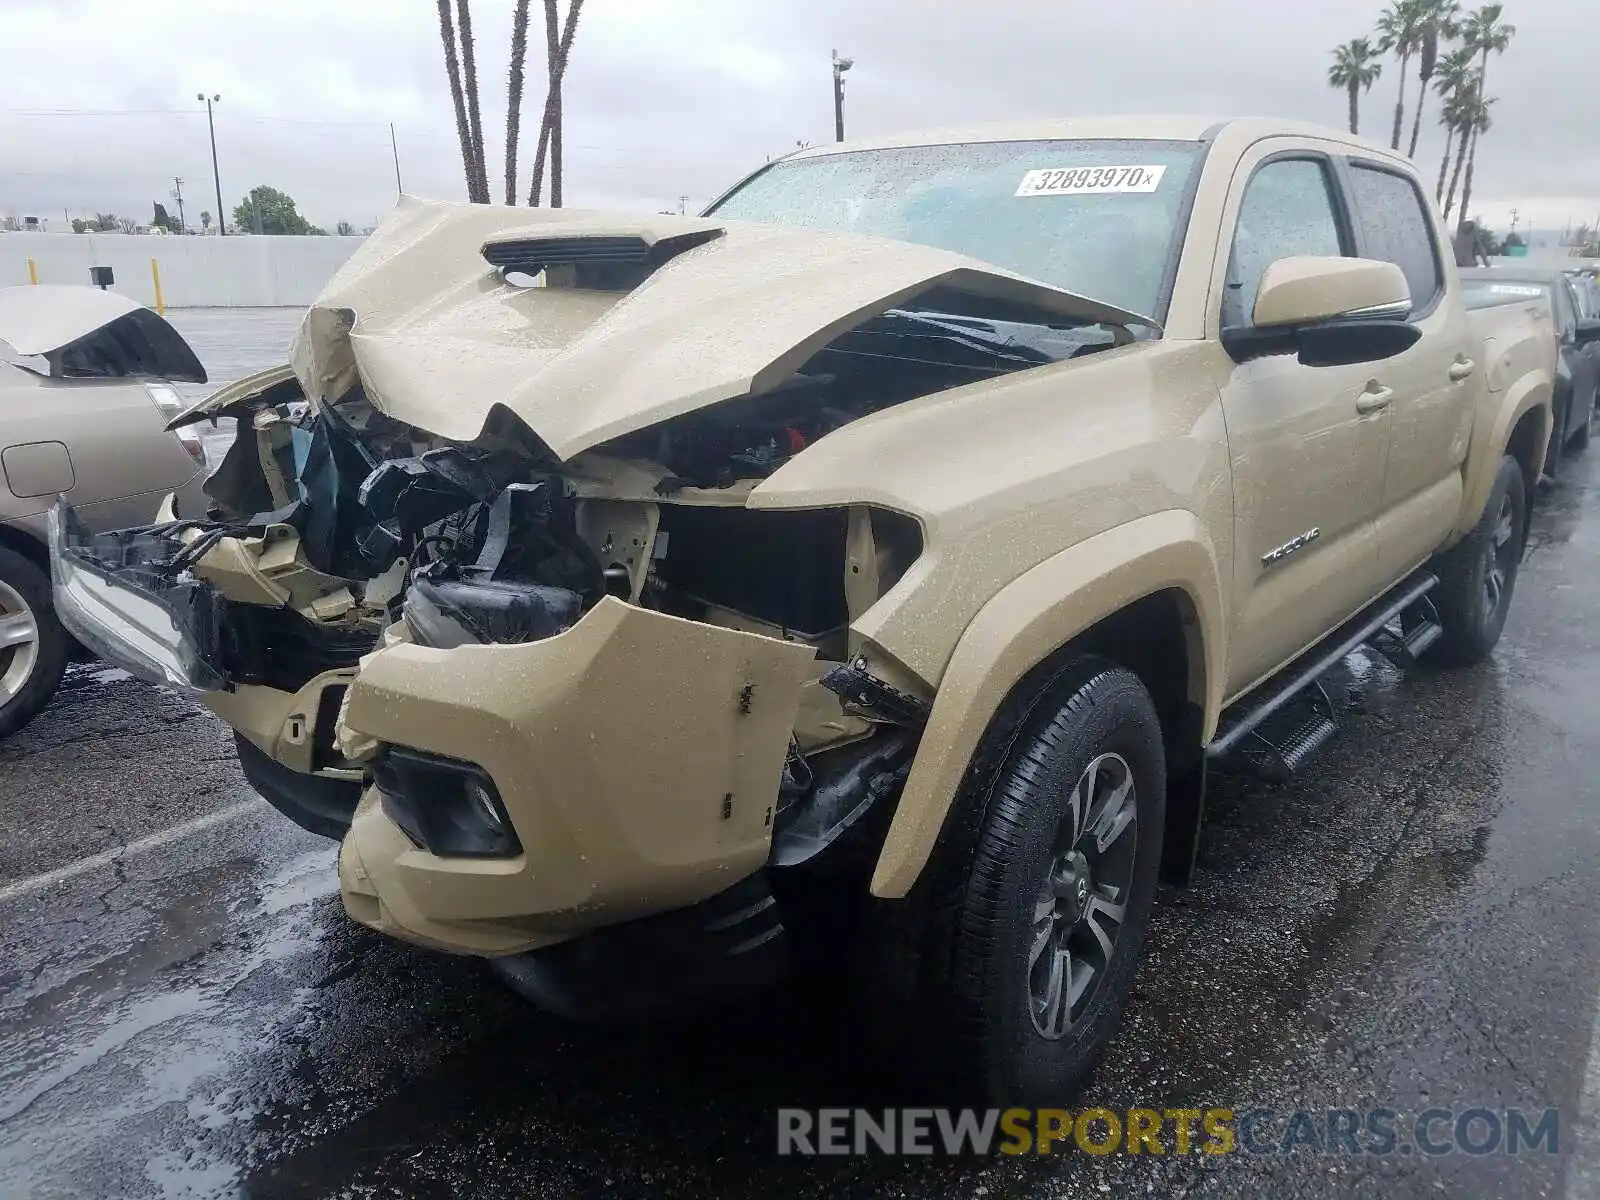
[456,1,490,202]
[1329,38,1384,135]
[1432,45,1476,201]
[1407,0,1461,157]
[1454,3,1514,231]
[436,0,481,201]
[1440,80,1482,221]
[1376,0,1426,150]
[527,0,585,207]
[1452,90,1496,229]
[504,0,532,205]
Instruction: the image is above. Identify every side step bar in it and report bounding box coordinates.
[1207,572,1439,772]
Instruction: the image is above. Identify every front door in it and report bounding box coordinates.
[1213,147,1393,698]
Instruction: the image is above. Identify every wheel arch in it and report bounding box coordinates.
[868,510,1225,899]
[0,522,49,575]
[1456,375,1550,542]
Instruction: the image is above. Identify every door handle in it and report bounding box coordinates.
[1448,358,1477,381]
[1356,384,1395,413]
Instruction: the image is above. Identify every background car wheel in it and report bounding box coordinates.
[1425,453,1525,667]
[864,657,1165,1104]
[1572,391,1596,453]
[0,546,70,739]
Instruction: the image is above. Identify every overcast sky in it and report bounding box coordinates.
[0,0,1592,236]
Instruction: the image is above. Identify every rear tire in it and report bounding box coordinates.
[1426,454,1526,666]
[864,658,1165,1104]
[0,546,69,739]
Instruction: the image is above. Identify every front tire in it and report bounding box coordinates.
[1426,454,1526,666]
[867,658,1166,1104]
[0,546,69,739]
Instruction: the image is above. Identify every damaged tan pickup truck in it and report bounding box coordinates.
[50,117,1562,1103]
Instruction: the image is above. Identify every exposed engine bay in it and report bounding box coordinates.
[57,278,1130,869]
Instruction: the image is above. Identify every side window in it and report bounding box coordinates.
[1223,158,1346,328]
[1347,165,1444,316]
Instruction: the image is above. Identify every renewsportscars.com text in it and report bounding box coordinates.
[775,1106,1560,1157]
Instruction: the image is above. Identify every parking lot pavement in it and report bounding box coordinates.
[3,310,1600,1196]
[163,307,305,467]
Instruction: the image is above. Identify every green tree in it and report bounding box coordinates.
[92,213,119,232]
[1454,3,1514,232]
[70,218,89,234]
[335,220,356,236]
[1329,37,1384,135]
[1407,0,1460,157]
[232,186,322,235]
[1376,0,1427,150]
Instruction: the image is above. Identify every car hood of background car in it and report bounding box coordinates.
[0,284,206,383]
[285,195,1153,461]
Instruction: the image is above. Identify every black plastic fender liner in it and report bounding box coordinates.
[489,872,789,1021]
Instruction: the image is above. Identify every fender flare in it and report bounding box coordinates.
[1453,370,1551,541]
[868,509,1226,898]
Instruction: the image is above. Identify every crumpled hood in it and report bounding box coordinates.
[291,195,1151,461]
[0,284,205,382]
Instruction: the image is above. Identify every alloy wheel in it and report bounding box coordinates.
[1028,751,1139,1039]
[0,579,40,707]
[1482,491,1517,623]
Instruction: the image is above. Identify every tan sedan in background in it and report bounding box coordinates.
[0,285,209,735]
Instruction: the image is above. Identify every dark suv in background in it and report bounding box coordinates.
[1461,267,1600,467]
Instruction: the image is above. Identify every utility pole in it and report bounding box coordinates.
[832,50,853,143]
[678,194,688,216]
[198,94,226,235]
[390,123,404,197]
[171,177,186,233]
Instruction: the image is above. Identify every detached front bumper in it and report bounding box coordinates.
[336,594,818,956]
[48,500,231,692]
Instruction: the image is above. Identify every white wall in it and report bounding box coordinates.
[0,232,363,308]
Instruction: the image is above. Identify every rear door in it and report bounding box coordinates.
[1337,159,1478,586]
[1212,143,1394,696]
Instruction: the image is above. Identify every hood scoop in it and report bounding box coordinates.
[482,226,724,291]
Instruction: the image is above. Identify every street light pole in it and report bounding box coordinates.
[198,94,226,235]
[389,122,404,197]
[832,50,853,143]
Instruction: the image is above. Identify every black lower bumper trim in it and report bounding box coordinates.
[234,732,361,840]
[490,872,789,1021]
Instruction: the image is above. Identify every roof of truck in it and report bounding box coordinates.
[789,116,1396,158]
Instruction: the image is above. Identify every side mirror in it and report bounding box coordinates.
[1222,256,1421,367]
[1575,319,1600,347]
[1254,256,1411,327]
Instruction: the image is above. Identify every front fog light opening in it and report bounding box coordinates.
[373,746,522,859]
[466,778,505,833]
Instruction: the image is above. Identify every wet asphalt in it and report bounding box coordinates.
[4,309,1600,1198]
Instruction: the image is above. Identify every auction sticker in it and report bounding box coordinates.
[1015,164,1167,197]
